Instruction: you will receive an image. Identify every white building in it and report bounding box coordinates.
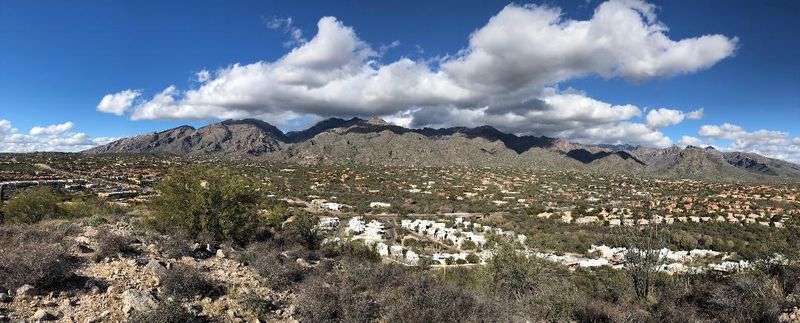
[369,202,391,208]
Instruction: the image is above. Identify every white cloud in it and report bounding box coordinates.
[645,108,703,129]
[0,119,113,152]
[686,108,704,120]
[698,123,800,163]
[678,135,713,147]
[195,70,211,83]
[97,89,142,115]
[106,0,735,148]
[265,16,306,47]
[401,88,673,148]
[441,1,736,93]
[698,123,743,138]
[29,121,74,135]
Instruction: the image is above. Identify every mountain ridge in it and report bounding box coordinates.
[85,118,800,182]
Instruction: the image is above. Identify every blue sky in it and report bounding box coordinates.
[1,0,798,161]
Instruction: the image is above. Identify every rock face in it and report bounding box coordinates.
[723,151,800,180]
[85,117,800,182]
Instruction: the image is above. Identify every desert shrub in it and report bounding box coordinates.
[701,273,783,322]
[762,263,800,296]
[488,243,546,299]
[660,272,784,322]
[295,262,411,323]
[284,211,322,250]
[142,231,193,259]
[1,187,64,224]
[650,281,704,323]
[240,243,308,291]
[572,268,634,305]
[319,241,380,263]
[295,276,347,322]
[62,197,125,219]
[93,230,137,261]
[0,232,79,290]
[0,223,65,245]
[146,168,265,245]
[129,301,207,323]
[159,265,223,300]
[238,293,281,320]
[296,281,380,323]
[383,274,501,323]
[572,300,651,323]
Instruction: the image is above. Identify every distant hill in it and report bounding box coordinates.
[85,118,800,182]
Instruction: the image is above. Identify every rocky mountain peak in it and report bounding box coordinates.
[366,117,388,126]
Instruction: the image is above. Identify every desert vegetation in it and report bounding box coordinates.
[1,167,798,322]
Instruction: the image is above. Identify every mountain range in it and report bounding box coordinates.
[85,118,800,182]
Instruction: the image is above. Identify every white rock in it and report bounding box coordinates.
[121,289,158,313]
[31,309,57,321]
[16,284,37,297]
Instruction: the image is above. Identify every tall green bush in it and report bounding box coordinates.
[1,186,64,224]
[147,168,264,244]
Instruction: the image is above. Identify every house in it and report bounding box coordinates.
[321,202,344,211]
[346,217,366,234]
[369,202,391,208]
[390,245,404,257]
[575,216,599,224]
[578,258,609,268]
[405,250,420,265]
[376,242,389,257]
[318,216,340,230]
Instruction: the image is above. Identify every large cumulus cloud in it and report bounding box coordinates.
[0,120,117,152]
[100,0,737,147]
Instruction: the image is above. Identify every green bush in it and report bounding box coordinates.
[62,197,125,220]
[1,187,64,224]
[284,211,322,250]
[147,168,265,245]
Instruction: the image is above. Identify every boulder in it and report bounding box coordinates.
[31,309,57,321]
[143,259,168,278]
[121,289,158,313]
[0,293,10,303]
[16,284,37,298]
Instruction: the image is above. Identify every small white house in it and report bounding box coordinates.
[369,202,391,208]
[321,202,344,211]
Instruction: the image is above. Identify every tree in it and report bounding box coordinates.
[148,168,263,245]
[618,223,666,300]
[286,211,322,250]
[2,187,63,224]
